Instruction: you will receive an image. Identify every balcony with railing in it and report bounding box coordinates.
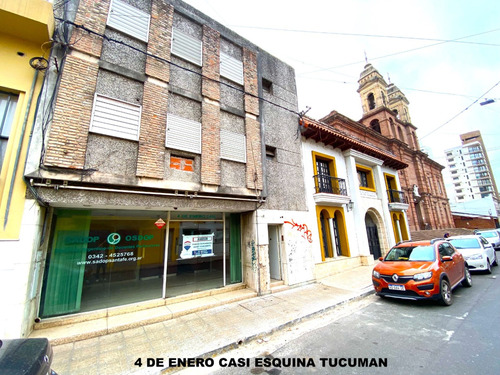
[312,175,351,206]
[387,189,409,211]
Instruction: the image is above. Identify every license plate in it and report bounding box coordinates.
[388,284,405,291]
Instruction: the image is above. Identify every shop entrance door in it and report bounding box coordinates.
[268,225,282,280]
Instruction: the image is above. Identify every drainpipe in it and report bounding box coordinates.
[255,208,261,295]
[3,58,47,229]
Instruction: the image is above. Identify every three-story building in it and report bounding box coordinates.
[18,0,307,337]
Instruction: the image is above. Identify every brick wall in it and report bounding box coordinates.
[136,80,168,178]
[243,49,259,116]
[146,1,173,82]
[136,0,174,179]
[202,25,220,101]
[243,49,262,190]
[44,54,98,169]
[201,25,221,186]
[201,101,221,185]
[453,216,497,230]
[70,0,110,57]
[44,0,109,168]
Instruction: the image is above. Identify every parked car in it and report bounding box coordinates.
[372,239,472,306]
[474,229,500,250]
[447,235,497,274]
[0,338,57,374]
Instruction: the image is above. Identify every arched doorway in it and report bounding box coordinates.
[317,207,349,261]
[365,213,382,259]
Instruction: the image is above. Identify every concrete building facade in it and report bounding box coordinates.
[299,115,410,278]
[10,0,308,338]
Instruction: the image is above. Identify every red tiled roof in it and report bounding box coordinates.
[300,116,408,170]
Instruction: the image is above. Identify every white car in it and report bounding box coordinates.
[475,229,500,250]
[447,235,497,274]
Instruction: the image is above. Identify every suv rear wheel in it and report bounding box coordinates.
[438,279,453,306]
[461,266,472,287]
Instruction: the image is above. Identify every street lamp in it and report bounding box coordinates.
[480,98,497,106]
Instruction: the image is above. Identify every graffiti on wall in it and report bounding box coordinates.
[284,219,313,243]
[249,239,257,271]
[284,218,315,284]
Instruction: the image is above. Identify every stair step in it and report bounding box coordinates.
[29,286,256,345]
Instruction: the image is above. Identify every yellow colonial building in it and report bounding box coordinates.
[0,0,53,337]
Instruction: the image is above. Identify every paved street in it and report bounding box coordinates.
[199,265,500,375]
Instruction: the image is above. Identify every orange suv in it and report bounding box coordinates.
[372,239,472,305]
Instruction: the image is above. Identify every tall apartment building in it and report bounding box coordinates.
[445,130,499,203]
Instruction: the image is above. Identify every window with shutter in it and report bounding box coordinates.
[171,28,202,66]
[220,52,243,85]
[166,114,201,154]
[89,95,142,141]
[220,129,246,163]
[107,0,151,42]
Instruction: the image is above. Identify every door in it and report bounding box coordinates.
[331,215,342,257]
[365,214,382,259]
[439,243,460,285]
[320,211,331,259]
[268,225,282,280]
[316,159,332,193]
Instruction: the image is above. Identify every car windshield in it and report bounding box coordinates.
[477,232,496,238]
[448,238,480,249]
[385,246,435,261]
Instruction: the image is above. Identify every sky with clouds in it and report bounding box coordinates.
[183,0,500,199]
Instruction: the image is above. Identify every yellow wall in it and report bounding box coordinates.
[315,205,350,260]
[0,1,53,239]
[0,0,54,44]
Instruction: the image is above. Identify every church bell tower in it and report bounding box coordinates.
[357,64,388,114]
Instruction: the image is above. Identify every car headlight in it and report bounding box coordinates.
[373,270,380,279]
[468,253,483,260]
[413,271,432,281]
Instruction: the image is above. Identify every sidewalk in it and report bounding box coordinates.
[48,265,374,375]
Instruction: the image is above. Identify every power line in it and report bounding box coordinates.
[400,87,477,100]
[231,25,500,47]
[297,74,480,100]
[54,18,302,117]
[300,28,500,73]
[420,79,500,140]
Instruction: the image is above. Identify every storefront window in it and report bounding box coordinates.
[166,217,224,298]
[40,209,242,318]
[40,209,165,317]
